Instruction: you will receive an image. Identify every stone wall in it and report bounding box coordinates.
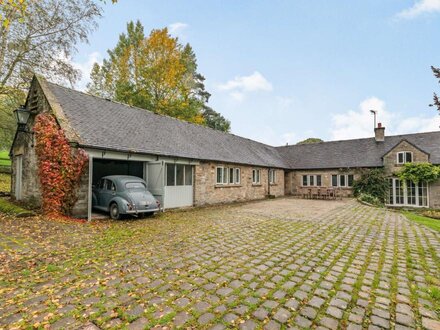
[286,169,361,198]
[194,162,285,206]
[383,140,429,175]
[429,179,440,209]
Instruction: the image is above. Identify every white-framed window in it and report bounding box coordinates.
[331,174,354,187]
[216,166,241,185]
[252,169,261,184]
[396,151,413,164]
[302,174,322,186]
[166,164,193,186]
[269,169,277,184]
[235,168,241,184]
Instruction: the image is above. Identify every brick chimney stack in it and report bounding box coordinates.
[374,122,385,142]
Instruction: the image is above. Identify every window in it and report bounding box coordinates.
[302,174,322,186]
[388,178,428,207]
[397,151,413,164]
[176,164,184,186]
[252,169,261,184]
[185,166,193,185]
[332,175,338,187]
[332,174,354,187]
[216,166,240,185]
[269,169,277,184]
[166,164,193,186]
[229,168,234,184]
[216,167,224,184]
[340,175,346,187]
[235,168,241,184]
[125,182,146,189]
[316,175,322,187]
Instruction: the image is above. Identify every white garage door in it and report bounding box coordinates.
[163,163,193,209]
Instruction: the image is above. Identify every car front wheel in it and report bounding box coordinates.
[109,203,121,220]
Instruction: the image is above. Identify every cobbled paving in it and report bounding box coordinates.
[0,199,439,329]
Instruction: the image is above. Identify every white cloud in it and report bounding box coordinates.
[71,52,102,91]
[396,0,440,19]
[331,96,440,140]
[168,22,189,37]
[218,71,273,101]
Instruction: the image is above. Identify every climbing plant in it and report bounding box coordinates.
[397,162,440,184]
[352,168,389,200]
[33,113,88,216]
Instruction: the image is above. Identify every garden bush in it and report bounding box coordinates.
[358,193,383,206]
[352,169,389,201]
[422,210,440,220]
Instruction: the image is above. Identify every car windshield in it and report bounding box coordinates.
[125,182,146,190]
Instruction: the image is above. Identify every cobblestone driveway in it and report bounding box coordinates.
[0,198,439,329]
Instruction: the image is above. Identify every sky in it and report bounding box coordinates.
[72,0,440,146]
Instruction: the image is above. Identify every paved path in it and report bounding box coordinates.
[0,198,439,329]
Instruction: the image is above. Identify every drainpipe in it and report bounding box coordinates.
[268,168,271,196]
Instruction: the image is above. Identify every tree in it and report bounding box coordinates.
[296,138,323,145]
[0,0,101,150]
[431,66,440,114]
[87,21,230,131]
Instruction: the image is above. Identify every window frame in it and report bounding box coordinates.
[302,174,322,187]
[216,166,241,186]
[396,151,413,165]
[252,169,261,185]
[269,169,277,184]
[332,174,354,188]
[166,164,193,186]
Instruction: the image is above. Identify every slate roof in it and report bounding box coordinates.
[40,79,440,170]
[43,81,289,168]
[276,132,440,169]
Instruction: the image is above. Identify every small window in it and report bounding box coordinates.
[309,175,314,186]
[253,169,261,184]
[269,169,276,184]
[339,175,346,187]
[229,168,234,184]
[216,167,224,184]
[176,164,184,186]
[332,175,338,187]
[316,175,322,187]
[397,151,413,164]
[302,175,307,186]
[126,182,146,189]
[185,166,192,185]
[348,174,354,187]
[235,168,240,184]
[167,164,175,186]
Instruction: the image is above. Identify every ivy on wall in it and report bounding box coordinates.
[33,114,88,216]
[397,162,440,184]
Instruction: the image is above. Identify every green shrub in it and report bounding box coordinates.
[358,193,383,206]
[352,169,389,201]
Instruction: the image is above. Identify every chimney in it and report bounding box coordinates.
[374,122,385,142]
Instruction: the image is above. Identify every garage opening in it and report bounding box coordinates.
[92,159,144,185]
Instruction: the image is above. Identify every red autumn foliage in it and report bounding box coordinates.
[33,114,88,216]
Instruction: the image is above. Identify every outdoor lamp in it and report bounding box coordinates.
[14,105,31,131]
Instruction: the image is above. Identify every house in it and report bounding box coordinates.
[9,76,440,220]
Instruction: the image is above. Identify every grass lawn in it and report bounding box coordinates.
[0,150,11,166]
[402,210,440,232]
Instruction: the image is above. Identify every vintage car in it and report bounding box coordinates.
[92,175,160,219]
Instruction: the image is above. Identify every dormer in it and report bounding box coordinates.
[382,139,430,174]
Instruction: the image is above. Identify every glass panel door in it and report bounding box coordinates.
[395,179,404,205]
[406,180,417,205]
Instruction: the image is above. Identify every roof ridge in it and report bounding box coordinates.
[44,80,279,151]
[276,130,440,149]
